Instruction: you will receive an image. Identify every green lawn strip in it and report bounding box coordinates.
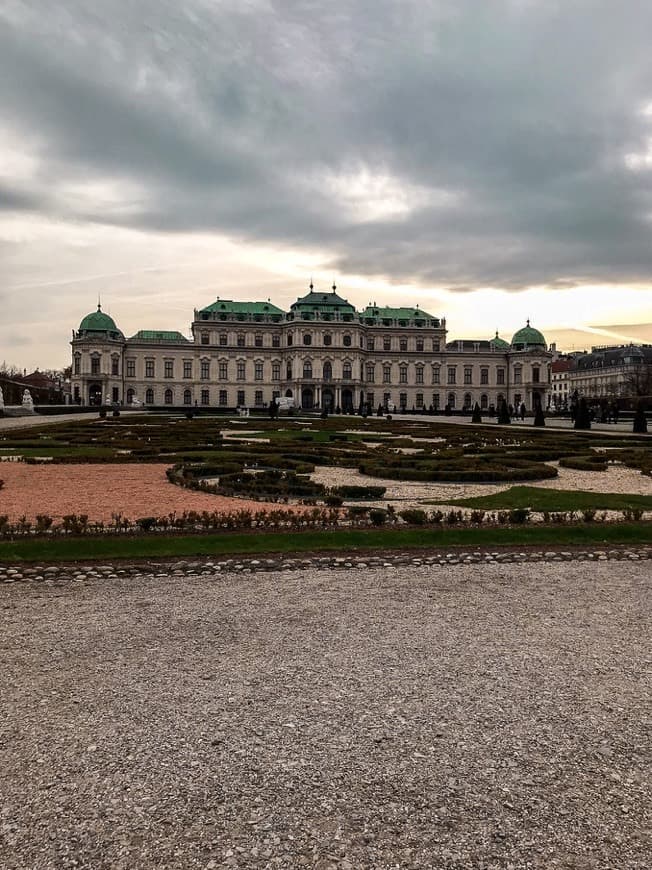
[444,486,652,512]
[1,523,650,563]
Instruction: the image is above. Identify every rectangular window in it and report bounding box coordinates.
[254,362,264,381]
[254,334,263,348]
[200,360,210,380]
[447,366,456,385]
[73,356,81,375]
[383,337,391,351]
[201,389,210,405]
[237,389,245,406]
[367,392,374,408]
[201,332,209,345]
[112,387,119,403]
[237,334,245,347]
[145,360,154,378]
[480,367,489,385]
[514,368,522,385]
[400,338,408,352]
[416,367,424,384]
[383,392,391,407]
[219,390,227,406]
[183,360,192,378]
[399,366,408,384]
[254,390,263,406]
[399,392,407,409]
[111,357,119,376]
[432,339,440,352]
[416,392,424,408]
[464,366,472,385]
[91,357,100,375]
[416,339,424,352]
[272,334,280,348]
[218,362,228,380]
[432,393,440,410]
[237,362,246,380]
[219,333,227,347]
[367,338,375,351]
[432,366,440,385]
[126,359,136,378]
[272,363,281,381]
[164,360,174,379]
[383,365,391,384]
[497,368,505,385]
[532,367,540,383]
[366,364,375,382]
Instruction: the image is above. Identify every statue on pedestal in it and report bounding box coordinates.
[22,389,34,412]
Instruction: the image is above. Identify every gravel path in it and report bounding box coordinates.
[1,562,649,869]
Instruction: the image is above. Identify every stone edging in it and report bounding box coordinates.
[1,547,651,583]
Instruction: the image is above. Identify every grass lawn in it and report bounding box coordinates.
[446,486,652,512]
[1,523,651,563]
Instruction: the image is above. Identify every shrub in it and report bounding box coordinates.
[469,510,486,525]
[446,509,463,525]
[429,509,444,524]
[622,507,644,521]
[559,455,608,471]
[332,485,387,499]
[369,508,387,525]
[398,508,427,525]
[324,494,344,507]
[581,508,597,522]
[508,508,530,524]
[0,514,9,533]
[0,479,3,490]
[136,516,158,531]
[35,514,54,532]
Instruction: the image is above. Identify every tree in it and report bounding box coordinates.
[497,397,511,424]
[574,397,591,430]
[632,401,648,434]
[471,402,482,423]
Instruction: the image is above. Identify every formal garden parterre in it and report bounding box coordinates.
[0,414,650,550]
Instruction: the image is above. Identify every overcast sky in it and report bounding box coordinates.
[2,0,652,369]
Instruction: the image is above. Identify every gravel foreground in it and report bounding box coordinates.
[1,562,649,870]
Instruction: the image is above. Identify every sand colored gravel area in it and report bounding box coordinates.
[0,463,292,523]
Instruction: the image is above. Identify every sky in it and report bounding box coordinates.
[2,0,652,370]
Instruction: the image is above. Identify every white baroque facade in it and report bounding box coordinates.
[71,286,552,413]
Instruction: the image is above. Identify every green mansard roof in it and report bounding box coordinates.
[198,299,285,316]
[130,330,190,342]
[361,305,437,322]
[291,286,356,314]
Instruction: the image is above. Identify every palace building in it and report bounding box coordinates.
[71,284,552,413]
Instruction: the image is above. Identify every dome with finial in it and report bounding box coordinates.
[511,319,546,350]
[290,281,356,318]
[78,304,123,338]
[490,330,510,350]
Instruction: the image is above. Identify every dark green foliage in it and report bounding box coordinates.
[331,485,387,499]
[574,397,591,430]
[633,402,648,434]
[471,403,482,424]
[559,455,608,471]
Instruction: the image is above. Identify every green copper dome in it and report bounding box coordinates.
[511,321,546,349]
[490,331,510,350]
[78,305,122,336]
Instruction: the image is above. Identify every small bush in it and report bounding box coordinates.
[622,507,644,521]
[332,485,387,499]
[0,479,4,490]
[369,508,387,526]
[429,509,444,524]
[136,516,158,531]
[508,508,530,524]
[35,514,53,532]
[446,509,463,525]
[324,494,344,507]
[469,510,486,525]
[581,508,597,522]
[398,508,427,525]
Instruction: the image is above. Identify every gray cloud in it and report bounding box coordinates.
[2,0,652,290]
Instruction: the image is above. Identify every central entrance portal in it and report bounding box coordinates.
[322,388,334,411]
[301,387,314,410]
[341,388,353,412]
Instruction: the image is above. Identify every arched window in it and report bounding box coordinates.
[303,334,312,346]
[343,334,352,347]
[145,388,154,405]
[342,361,352,380]
[323,333,332,346]
[126,388,135,405]
[323,361,332,381]
[463,392,472,410]
[164,388,173,405]
[303,360,312,379]
[448,392,456,409]
[480,393,488,409]
[183,389,192,405]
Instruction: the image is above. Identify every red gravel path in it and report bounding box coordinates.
[0,463,293,523]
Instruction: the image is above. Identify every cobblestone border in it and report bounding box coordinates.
[1,546,651,583]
